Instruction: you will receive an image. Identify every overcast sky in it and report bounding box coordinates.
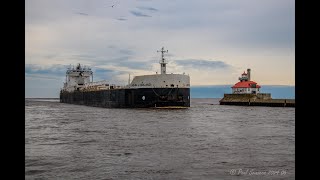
[26,0,294,98]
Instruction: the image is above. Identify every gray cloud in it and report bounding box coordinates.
[25,64,118,81]
[25,64,67,77]
[130,11,151,17]
[118,61,148,70]
[70,54,98,60]
[25,0,295,97]
[26,74,62,81]
[116,18,128,21]
[91,68,120,81]
[136,6,158,11]
[118,49,134,55]
[93,56,150,71]
[107,45,116,49]
[67,47,149,71]
[27,46,147,72]
[75,12,88,16]
[174,59,231,69]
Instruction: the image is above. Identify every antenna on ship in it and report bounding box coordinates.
[128,73,131,86]
[157,47,168,74]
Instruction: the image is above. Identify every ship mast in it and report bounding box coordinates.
[128,73,131,85]
[157,47,168,74]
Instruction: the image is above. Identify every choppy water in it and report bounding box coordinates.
[25,98,295,180]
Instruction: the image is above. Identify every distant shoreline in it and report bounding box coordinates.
[25,98,59,99]
[25,97,222,99]
[26,85,295,99]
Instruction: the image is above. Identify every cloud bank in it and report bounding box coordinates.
[26,0,294,97]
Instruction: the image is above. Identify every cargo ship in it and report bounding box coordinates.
[60,47,190,108]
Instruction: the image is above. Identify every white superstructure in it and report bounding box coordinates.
[129,47,190,88]
[61,47,190,92]
[62,63,93,92]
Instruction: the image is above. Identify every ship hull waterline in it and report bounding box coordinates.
[60,88,190,108]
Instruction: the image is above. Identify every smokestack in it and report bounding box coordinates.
[247,69,251,81]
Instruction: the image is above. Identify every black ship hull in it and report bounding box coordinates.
[60,88,190,108]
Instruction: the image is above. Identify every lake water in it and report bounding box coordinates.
[25,98,295,179]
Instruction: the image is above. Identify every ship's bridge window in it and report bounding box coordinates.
[171,84,174,87]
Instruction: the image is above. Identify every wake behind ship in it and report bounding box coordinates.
[60,47,190,108]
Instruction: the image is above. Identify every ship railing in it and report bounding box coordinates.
[84,80,109,87]
[80,83,127,92]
